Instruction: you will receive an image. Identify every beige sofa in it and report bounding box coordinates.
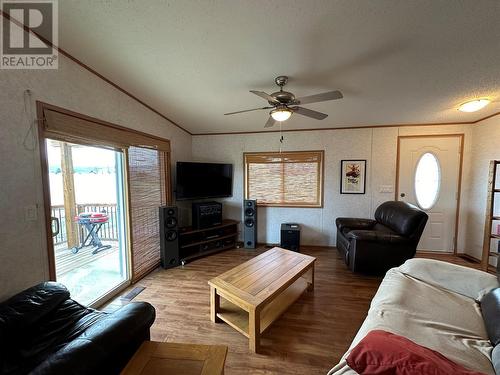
[328,258,499,375]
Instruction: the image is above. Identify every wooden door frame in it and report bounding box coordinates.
[36,101,172,281]
[395,134,465,254]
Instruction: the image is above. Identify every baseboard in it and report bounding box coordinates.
[457,253,481,264]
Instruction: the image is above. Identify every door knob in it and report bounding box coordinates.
[400,193,406,198]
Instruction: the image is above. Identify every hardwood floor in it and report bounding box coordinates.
[106,247,479,374]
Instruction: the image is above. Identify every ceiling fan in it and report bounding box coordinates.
[224,76,343,128]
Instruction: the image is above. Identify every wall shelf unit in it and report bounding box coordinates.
[482,160,500,271]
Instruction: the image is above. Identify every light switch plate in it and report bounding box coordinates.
[25,205,38,221]
[379,185,394,193]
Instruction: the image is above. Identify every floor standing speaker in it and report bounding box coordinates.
[243,199,257,249]
[159,206,180,268]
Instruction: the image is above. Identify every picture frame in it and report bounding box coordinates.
[340,160,366,194]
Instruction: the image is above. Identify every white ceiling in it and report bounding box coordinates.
[58,0,500,134]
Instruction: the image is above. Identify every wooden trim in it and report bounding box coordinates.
[0,11,191,136]
[395,134,465,254]
[471,111,500,124]
[193,121,473,136]
[320,149,325,208]
[454,134,465,254]
[37,102,57,280]
[192,110,500,137]
[457,253,482,264]
[123,148,135,283]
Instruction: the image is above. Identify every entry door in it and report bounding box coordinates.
[397,136,461,252]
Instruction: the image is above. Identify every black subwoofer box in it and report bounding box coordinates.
[280,223,301,252]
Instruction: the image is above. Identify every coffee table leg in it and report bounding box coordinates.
[210,286,221,323]
[249,307,261,353]
[306,263,315,292]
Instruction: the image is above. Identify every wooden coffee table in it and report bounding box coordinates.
[208,247,315,353]
[121,341,227,375]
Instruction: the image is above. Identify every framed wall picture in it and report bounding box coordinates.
[340,160,366,194]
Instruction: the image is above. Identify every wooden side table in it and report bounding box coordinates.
[121,341,228,375]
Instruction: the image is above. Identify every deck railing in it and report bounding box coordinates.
[51,204,119,245]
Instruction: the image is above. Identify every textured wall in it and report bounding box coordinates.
[464,116,500,261]
[0,55,192,301]
[192,124,472,249]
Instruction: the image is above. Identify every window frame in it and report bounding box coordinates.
[243,150,324,208]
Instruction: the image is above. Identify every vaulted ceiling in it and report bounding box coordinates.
[58,0,500,134]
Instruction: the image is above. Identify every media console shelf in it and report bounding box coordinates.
[179,219,239,265]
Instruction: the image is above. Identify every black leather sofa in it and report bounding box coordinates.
[0,282,155,375]
[336,201,428,274]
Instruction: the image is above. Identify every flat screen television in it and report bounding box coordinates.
[176,162,233,200]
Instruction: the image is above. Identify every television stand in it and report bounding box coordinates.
[178,219,239,265]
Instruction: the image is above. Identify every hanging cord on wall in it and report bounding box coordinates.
[279,122,284,153]
[22,89,37,151]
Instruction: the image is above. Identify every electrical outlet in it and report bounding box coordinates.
[25,205,38,221]
[379,185,394,193]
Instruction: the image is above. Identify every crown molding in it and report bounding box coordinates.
[192,112,500,136]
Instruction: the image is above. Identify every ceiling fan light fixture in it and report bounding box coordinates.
[458,99,490,112]
[270,107,292,122]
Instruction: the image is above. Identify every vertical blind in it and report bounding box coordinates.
[244,151,324,207]
[128,146,168,282]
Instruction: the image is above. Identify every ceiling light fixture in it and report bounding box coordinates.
[458,99,490,112]
[270,107,292,122]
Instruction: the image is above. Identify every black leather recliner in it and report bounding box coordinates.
[0,282,155,375]
[336,201,428,274]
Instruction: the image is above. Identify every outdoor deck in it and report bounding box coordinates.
[55,240,125,305]
[55,240,118,276]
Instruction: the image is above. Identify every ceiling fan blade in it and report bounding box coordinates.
[224,106,273,115]
[264,116,276,128]
[250,90,280,104]
[292,106,328,120]
[294,90,343,105]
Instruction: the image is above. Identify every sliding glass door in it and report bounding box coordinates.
[46,139,129,305]
[38,102,172,306]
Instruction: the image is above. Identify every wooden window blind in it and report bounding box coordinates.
[244,151,324,207]
[128,146,169,282]
[43,108,170,152]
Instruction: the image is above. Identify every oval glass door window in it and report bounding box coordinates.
[414,153,441,210]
